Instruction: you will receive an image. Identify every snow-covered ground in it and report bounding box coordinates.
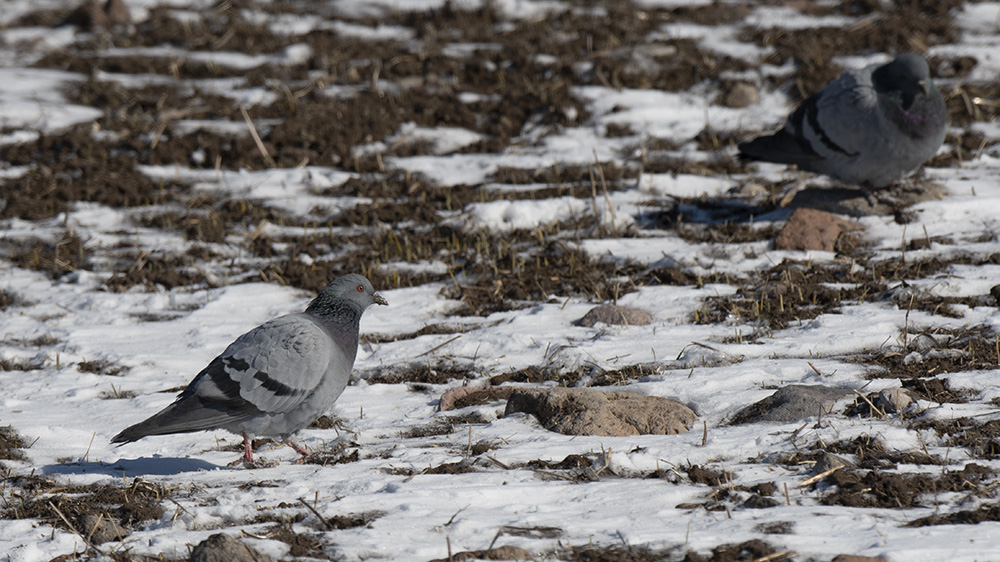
[3,1,1000,561]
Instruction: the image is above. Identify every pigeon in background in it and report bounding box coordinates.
[738,53,948,189]
[113,274,388,466]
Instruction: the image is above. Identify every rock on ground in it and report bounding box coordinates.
[876,387,917,413]
[188,533,269,562]
[721,81,760,108]
[774,208,860,252]
[575,304,653,327]
[729,385,853,424]
[505,387,696,436]
[80,514,127,544]
[428,545,536,561]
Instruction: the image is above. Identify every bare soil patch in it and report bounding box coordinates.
[819,462,992,509]
[3,477,167,535]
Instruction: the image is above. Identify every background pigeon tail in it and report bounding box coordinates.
[738,131,818,167]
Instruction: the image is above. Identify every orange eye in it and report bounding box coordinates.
[357,285,364,292]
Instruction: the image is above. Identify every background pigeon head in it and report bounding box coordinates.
[872,53,935,110]
[307,273,388,316]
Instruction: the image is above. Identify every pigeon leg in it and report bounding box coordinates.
[227,433,255,467]
[286,438,312,462]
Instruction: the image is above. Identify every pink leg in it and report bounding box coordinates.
[243,434,255,463]
[227,433,255,467]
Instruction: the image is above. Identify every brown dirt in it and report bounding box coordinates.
[908,501,1000,527]
[3,477,167,533]
[77,359,131,377]
[817,435,942,468]
[371,364,478,385]
[859,326,1000,380]
[2,126,167,221]
[910,418,1000,459]
[0,290,18,310]
[681,539,785,562]
[820,462,993,509]
[263,524,327,558]
[7,233,92,279]
[557,543,676,561]
[401,411,492,439]
[0,426,28,462]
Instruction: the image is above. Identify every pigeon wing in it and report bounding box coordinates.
[222,314,342,414]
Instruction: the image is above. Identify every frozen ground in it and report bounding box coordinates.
[2,1,1000,561]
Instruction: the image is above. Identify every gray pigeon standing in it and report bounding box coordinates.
[112,274,387,466]
[738,53,947,189]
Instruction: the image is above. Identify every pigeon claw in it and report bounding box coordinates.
[287,438,312,463]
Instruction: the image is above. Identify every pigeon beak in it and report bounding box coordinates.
[373,293,388,306]
[918,79,930,96]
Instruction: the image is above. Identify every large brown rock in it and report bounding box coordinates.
[775,208,860,252]
[505,387,696,436]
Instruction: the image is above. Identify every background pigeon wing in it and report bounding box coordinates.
[809,67,879,156]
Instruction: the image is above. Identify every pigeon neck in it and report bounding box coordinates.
[306,298,363,348]
[881,88,945,139]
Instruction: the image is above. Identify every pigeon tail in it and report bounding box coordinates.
[111,397,245,445]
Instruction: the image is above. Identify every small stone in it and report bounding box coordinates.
[575,304,652,327]
[722,82,759,108]
[105,0,131,25]
[774,208,860,252]
[188,533,269,562]
[812,452,856,474]
[505,387,697,436]
[62,0,129,28]
[876,388,915,413]
[428,545,536,561]
[63,0,106,28]
[80,514,127,544]
[990,284,1000,305]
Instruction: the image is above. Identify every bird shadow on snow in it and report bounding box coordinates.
[644,180,944,225]
[41,456,222,477]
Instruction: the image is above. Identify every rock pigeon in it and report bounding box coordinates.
[738,53,947,189]
[112,274,388,466]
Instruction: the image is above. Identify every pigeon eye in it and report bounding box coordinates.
[357,285,364,292]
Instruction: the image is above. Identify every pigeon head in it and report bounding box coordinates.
[872,53,934,110]
[307,274,388,317]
